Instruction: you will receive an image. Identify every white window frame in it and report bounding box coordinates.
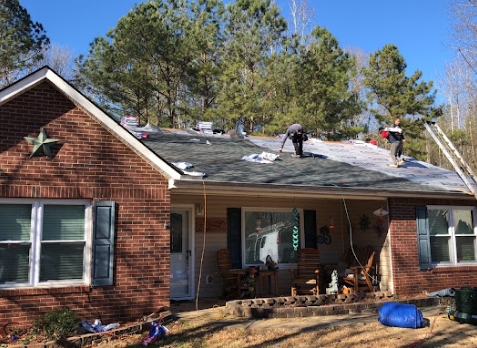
[427,205,477,266]
[242,207,304,270]
[0,198,92,288]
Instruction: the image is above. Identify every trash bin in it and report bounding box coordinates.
[455,287,477,314]
[451,287,477,324]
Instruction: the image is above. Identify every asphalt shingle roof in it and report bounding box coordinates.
[141,129,474,197]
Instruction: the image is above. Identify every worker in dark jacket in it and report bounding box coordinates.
[386,117,405,168]
[278,123,304,158]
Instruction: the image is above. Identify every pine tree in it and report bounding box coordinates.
[182,0,225,127]
[294,26,362,139]
[0,0,49,87]
[215,0,288,134]
[74,0,203,127]
[362,44,443,159]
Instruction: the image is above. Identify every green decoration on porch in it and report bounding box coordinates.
[359,214,371,232]
[317,225,332,245]
[292,208,299,251]
[24,128,59,158]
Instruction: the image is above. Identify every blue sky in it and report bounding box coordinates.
[21,0,454,91]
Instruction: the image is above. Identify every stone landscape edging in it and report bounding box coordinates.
[225,292,441,319]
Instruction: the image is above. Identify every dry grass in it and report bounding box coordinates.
[4,299,475,347]
[80,309,477,348]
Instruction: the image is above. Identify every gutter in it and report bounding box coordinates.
[169,180,474,201]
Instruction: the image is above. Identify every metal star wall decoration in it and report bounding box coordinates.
[24,128,59,158]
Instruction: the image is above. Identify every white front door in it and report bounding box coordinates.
[170,207,194,300]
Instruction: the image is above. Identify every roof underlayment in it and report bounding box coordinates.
[252,137,475,194]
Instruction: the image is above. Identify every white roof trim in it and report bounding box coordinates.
[0,67,181,181]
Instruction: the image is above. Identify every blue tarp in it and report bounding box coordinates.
[378,302,423,329]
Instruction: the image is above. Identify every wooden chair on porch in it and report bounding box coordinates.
[341,245,375,293]
[290,248,322,296]
[216,249,247,300]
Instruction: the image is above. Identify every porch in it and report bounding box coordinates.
[171,194,393,302]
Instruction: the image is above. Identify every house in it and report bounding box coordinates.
[0,67,177,324]
[1,67,476,324]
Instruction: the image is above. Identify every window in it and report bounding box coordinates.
[417,206,477,267]
[0,200,91,287]
[243,209,302,267]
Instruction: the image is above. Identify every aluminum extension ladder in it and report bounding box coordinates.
[423,121,477,200]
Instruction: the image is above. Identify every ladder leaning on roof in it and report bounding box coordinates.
[423,121,477,200]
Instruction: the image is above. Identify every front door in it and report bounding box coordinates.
[170,207,194,300]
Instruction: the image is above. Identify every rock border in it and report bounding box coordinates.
[225,292,441,319]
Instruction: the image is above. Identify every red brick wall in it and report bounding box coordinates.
[389,197,477,296]
[0,82,170,324]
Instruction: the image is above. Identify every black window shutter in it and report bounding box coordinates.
[227,208,242,269]
[92,201,116,286]
[416,206,431,269]
[304,210,317,249]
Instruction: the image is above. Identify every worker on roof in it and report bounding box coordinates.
[278,124,304,158]
[386,117,405,168]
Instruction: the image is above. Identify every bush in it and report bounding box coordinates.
[33,308,80,340]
